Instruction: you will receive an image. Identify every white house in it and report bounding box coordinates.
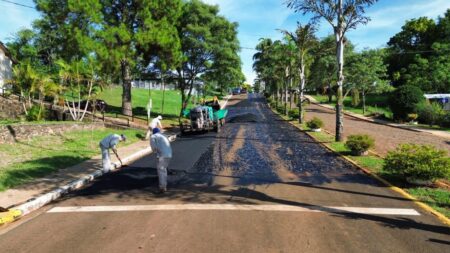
[0,41,15,94]
[424,94,450,111]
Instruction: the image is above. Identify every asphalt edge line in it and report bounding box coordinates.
[0,134,178,226]
[268,105,450,227]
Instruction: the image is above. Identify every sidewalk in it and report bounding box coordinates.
[305,95,450,140]
[0,139,154,210]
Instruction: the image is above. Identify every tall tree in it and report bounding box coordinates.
[286,0,377,141]
[347,49,391,114]
[34,0,183,116]
[176,0,241,119]
[279,23,317,123]
[386,17,436,86]
[253,38,275,96]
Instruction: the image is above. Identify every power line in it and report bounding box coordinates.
[0,0,35,9]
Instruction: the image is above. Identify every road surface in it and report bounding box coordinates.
[1,94,449,253]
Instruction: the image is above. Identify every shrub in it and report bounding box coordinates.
[441,112,450,128]
[288,108,300,119]
[383,144,450,182]
[276,105,286,114]
[26,105,47,121]
[416,102,445,126]
[388,85,424,121]
[345,134,375,155]
[306,117,323,129]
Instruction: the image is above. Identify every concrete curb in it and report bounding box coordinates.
[0,134,178,226]
[269,106,450,227]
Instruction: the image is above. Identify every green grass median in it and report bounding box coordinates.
[0,128,144,192]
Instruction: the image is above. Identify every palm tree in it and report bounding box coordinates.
[57,59,99,121]
[279,23,318,123]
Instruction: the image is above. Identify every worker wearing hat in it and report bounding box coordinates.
[150,128,172,193]
[145,115,163,140]
[99,133,126,172]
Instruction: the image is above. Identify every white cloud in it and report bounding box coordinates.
[366,0,450,30]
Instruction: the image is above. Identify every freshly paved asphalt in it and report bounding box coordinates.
[0,94,449,253]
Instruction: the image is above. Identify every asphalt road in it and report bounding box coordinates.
[1,94,449,253]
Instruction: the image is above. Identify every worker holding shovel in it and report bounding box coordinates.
[99,134,126,172]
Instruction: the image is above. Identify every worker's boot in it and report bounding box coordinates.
[157,187,167,194]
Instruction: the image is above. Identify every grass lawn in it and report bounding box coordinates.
[0,128,144,191]
[270,106,450,219]
[98,86,215,127]
[310,94,393,120]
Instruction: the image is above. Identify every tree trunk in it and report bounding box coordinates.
[161,74,166,115]
[327,83,333,103]
[334,0,345,142]
[335,28,345,141]
[276,87,280,107]
[121,59,133,116]
[299,64,305,124]
[289,90,293,110]
[285,79,288,115]
[362,90,366,115]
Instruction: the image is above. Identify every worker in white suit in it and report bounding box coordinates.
[99,134,126,172]
[150,128,172,193]
[145,115,163,139]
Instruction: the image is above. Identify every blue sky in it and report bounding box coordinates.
[1,0,449,84]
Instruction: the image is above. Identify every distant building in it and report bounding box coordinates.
[424,94,450,111]
[0,41,15,94]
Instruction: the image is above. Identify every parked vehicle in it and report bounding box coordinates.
[232,88,241,95]
[241,88,247,94]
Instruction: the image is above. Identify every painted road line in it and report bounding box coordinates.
[48,204,420,216]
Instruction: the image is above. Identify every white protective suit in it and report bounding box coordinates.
[99,134,122,172]
[145,116,163,139]
[150,132,172,190]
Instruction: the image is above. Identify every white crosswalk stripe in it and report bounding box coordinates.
[48,204,421,216]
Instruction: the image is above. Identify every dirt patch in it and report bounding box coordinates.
[305,104,450,156]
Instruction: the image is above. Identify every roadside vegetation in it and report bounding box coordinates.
[271,107,450,219]
[0,128,143,192]
[255,4,450,140]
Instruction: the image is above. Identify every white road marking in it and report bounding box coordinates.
[47,204,420,216]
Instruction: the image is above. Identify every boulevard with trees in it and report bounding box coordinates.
[255,1,449,202]
[255,1,450,134]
